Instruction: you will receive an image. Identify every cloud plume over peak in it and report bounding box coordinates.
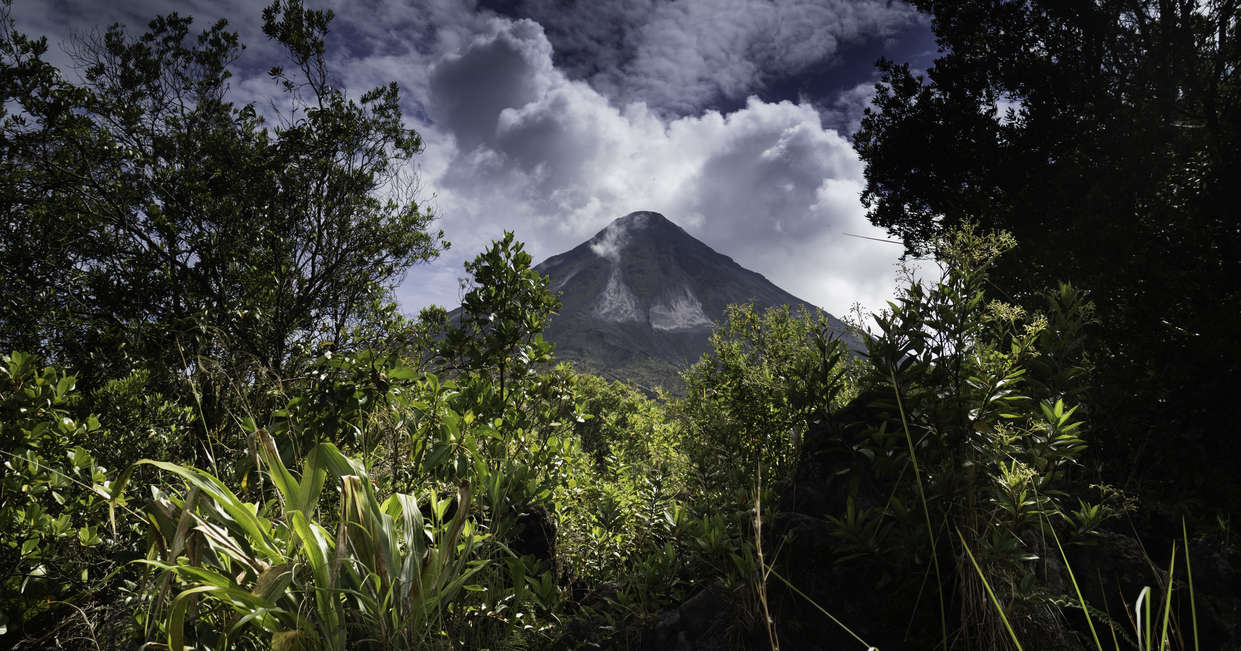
[402,14,908,317]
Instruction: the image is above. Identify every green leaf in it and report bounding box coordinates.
[55,375,75,397]
[387,365,418,381]
[112,459,279,559]
[78,525,100,546]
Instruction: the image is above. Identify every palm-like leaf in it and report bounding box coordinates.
[119,432,490,649]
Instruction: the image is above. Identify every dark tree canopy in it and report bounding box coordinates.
[0,1,445,427]
[855,0,1241,509]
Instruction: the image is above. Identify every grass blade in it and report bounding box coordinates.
[764,563,873,649]
[1135,586,1150,650]
[957,530,1023,651]
[1159,542,1176,651]
[1182,518,1198,651]
[890,369,948,650]
[1047,519,1102,649]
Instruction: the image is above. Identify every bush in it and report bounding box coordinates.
[766,225,1121,650]
[680,304,857,495]
[0,352,116,644]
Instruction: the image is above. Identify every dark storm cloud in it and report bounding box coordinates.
[480,0,654,80]
[428,19,551,151]
[483,0,921,116]
[10,0,275,73]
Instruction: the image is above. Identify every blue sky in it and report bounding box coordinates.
[13,0,937,318]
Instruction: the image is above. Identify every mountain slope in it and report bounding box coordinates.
[536,211,852,391]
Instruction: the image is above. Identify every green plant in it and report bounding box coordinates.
[0,352,115,642]
[262,349,408,465]
[855,0,1241,522]
[816,225,1112,648]
[87,368,196,473]
[114,432,491,649]
[241,352,596,646]
[440,232,560,404]
[967,515,1204,651]
[0,0,446,443]
[681,304,854,495]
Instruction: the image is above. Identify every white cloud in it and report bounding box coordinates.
[819,80,880,135]
[383,16,914,318]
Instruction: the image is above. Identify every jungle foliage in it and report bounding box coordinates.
[1,1,1237,649]
[854,0,1241,514]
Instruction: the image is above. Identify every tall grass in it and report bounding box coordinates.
[891,368,949,651]
[762,564,875,650]
[957,531,1023,650]
[964,514,1202,651]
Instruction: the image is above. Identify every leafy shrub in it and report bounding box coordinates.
[0,352,115,643]
[793,225,1117,648]
[681,304,857,494]
[87,368,195,474]
[555,372,693,601]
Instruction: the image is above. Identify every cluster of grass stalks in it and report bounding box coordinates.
[961,519,1198,651]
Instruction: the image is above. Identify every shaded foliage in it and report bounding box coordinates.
[854,0,1241,512]
[439,231,560,403]
[681,304,856,493]
[769,228,1128,650]
[0,352,116,643]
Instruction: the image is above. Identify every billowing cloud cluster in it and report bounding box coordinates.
[399,15,909,316]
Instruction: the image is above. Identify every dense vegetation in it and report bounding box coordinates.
[854,0,1241,516]
[2,1,1238,649]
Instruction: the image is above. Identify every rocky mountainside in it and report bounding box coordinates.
[536,211,853,391]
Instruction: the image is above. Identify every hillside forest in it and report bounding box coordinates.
[3,1,1240,649]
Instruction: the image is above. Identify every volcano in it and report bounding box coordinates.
[535,211,853,391]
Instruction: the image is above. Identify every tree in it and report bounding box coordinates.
[766,226,1107,650]
[680,304,851,491]
[853,0,1241,511]
[441,232,560,404]
[0,0,446,446]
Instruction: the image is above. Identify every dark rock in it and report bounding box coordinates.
[638,581,733,651]
[509,504,556,563]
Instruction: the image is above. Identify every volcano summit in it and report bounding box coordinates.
[535,211,852,390]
